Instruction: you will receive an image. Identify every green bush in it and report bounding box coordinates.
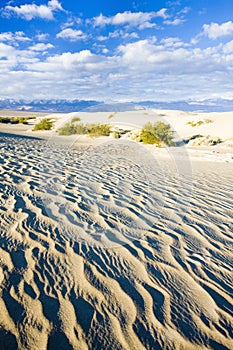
[141,121,174,146]
[187,121,196,127]
[0,117,10,123]
[111,131,120,139]
[10,117,29,124]
[189,134,203,140]
[58,122,111,137]
[187,119,212,127]
[71,116,81,123]
[86,123,111,137]
[75,123,88,135]
[33,118,53,131]
[58,122,78,135]
[204,118,213,124]
[140,129,162,146]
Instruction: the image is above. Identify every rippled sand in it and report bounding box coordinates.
[0,132,232,350]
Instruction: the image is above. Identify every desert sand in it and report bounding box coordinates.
[0,110,232,349]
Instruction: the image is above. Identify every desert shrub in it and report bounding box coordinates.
[187,119,212,127]
[189,134,204,140]
[108,113,115,119]
[58,122,110,136]
[86,123,111,137]
[71,116,81,123]
[58,122,78,135]
[75,123,88,134]
[140,129,162,146]
[0,117,10,123]
[204,118,213,124]
[187,121,196,127]
[10,117,29,124]
[111,131,120,139]
[10,117,19,124]
[33,118,53,131]
[141,121,174,146]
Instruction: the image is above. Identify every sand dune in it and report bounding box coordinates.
[0,124,232,349]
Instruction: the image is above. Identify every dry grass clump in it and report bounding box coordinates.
[0,116,33,124]
[33,118,53,131]
[187,119,213,127]
[139,121,174,146]
[58,122,111,137]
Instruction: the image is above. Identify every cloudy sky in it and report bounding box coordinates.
[1,0,233,101]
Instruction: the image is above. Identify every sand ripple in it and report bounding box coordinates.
[0,133,232,350]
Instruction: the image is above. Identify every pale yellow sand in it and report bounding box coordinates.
[0,127,232,350]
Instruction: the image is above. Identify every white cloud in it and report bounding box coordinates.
[36,33,49,41]
[56,28,87,41]
[178,7,190,15]
[0,31,31,43]
[97,35,108,42]
[161,37,188,48]
[98,30,139,41]
[203,21,233,39]
[48,0,63,11]
[223,40,233,53]
[164,18,185,26]
[4,0,64,20]
[1,38,233,102]
[156,8,169,19]
[93,9,168,29]
[0,42,15,58]
[29,43,54,51]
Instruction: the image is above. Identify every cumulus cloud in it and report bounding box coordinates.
[29,43,54,51]
[1,38,233,101]
[0,42,15,58]
[223,40,233,53]
[4,0,64,20]
[36,33,49,41]
[0,31,31,43]
[161,37,188,48]
[56,28,87,41]
[203,21,233,39]
[164,18,185,26]
[93,9,168,29]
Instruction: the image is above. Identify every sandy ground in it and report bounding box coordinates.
[0,110,232,349]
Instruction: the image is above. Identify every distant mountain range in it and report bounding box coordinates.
[1,98,233,113]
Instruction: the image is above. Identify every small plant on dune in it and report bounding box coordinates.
[58,122,78,135]
[140,121,174,146]
[0,117,10,123]
[108,113,115,120]
[187,119,212,127]
[86,123,111,137]
[187,121,197,127]
[111,131,120,139]
[189,134,204,140]
[58,122,110,136]
[10,117,29,124]
[71,116,81,123]
[33,118,53,131]
[75,123,88,134]
[204,118,213,124]
[140,129,162,146]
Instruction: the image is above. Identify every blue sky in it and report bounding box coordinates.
[1,0,233,101]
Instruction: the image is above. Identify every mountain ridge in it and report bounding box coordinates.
[1,98,233,113]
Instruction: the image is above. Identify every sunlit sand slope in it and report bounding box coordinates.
[0,133,232,350]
